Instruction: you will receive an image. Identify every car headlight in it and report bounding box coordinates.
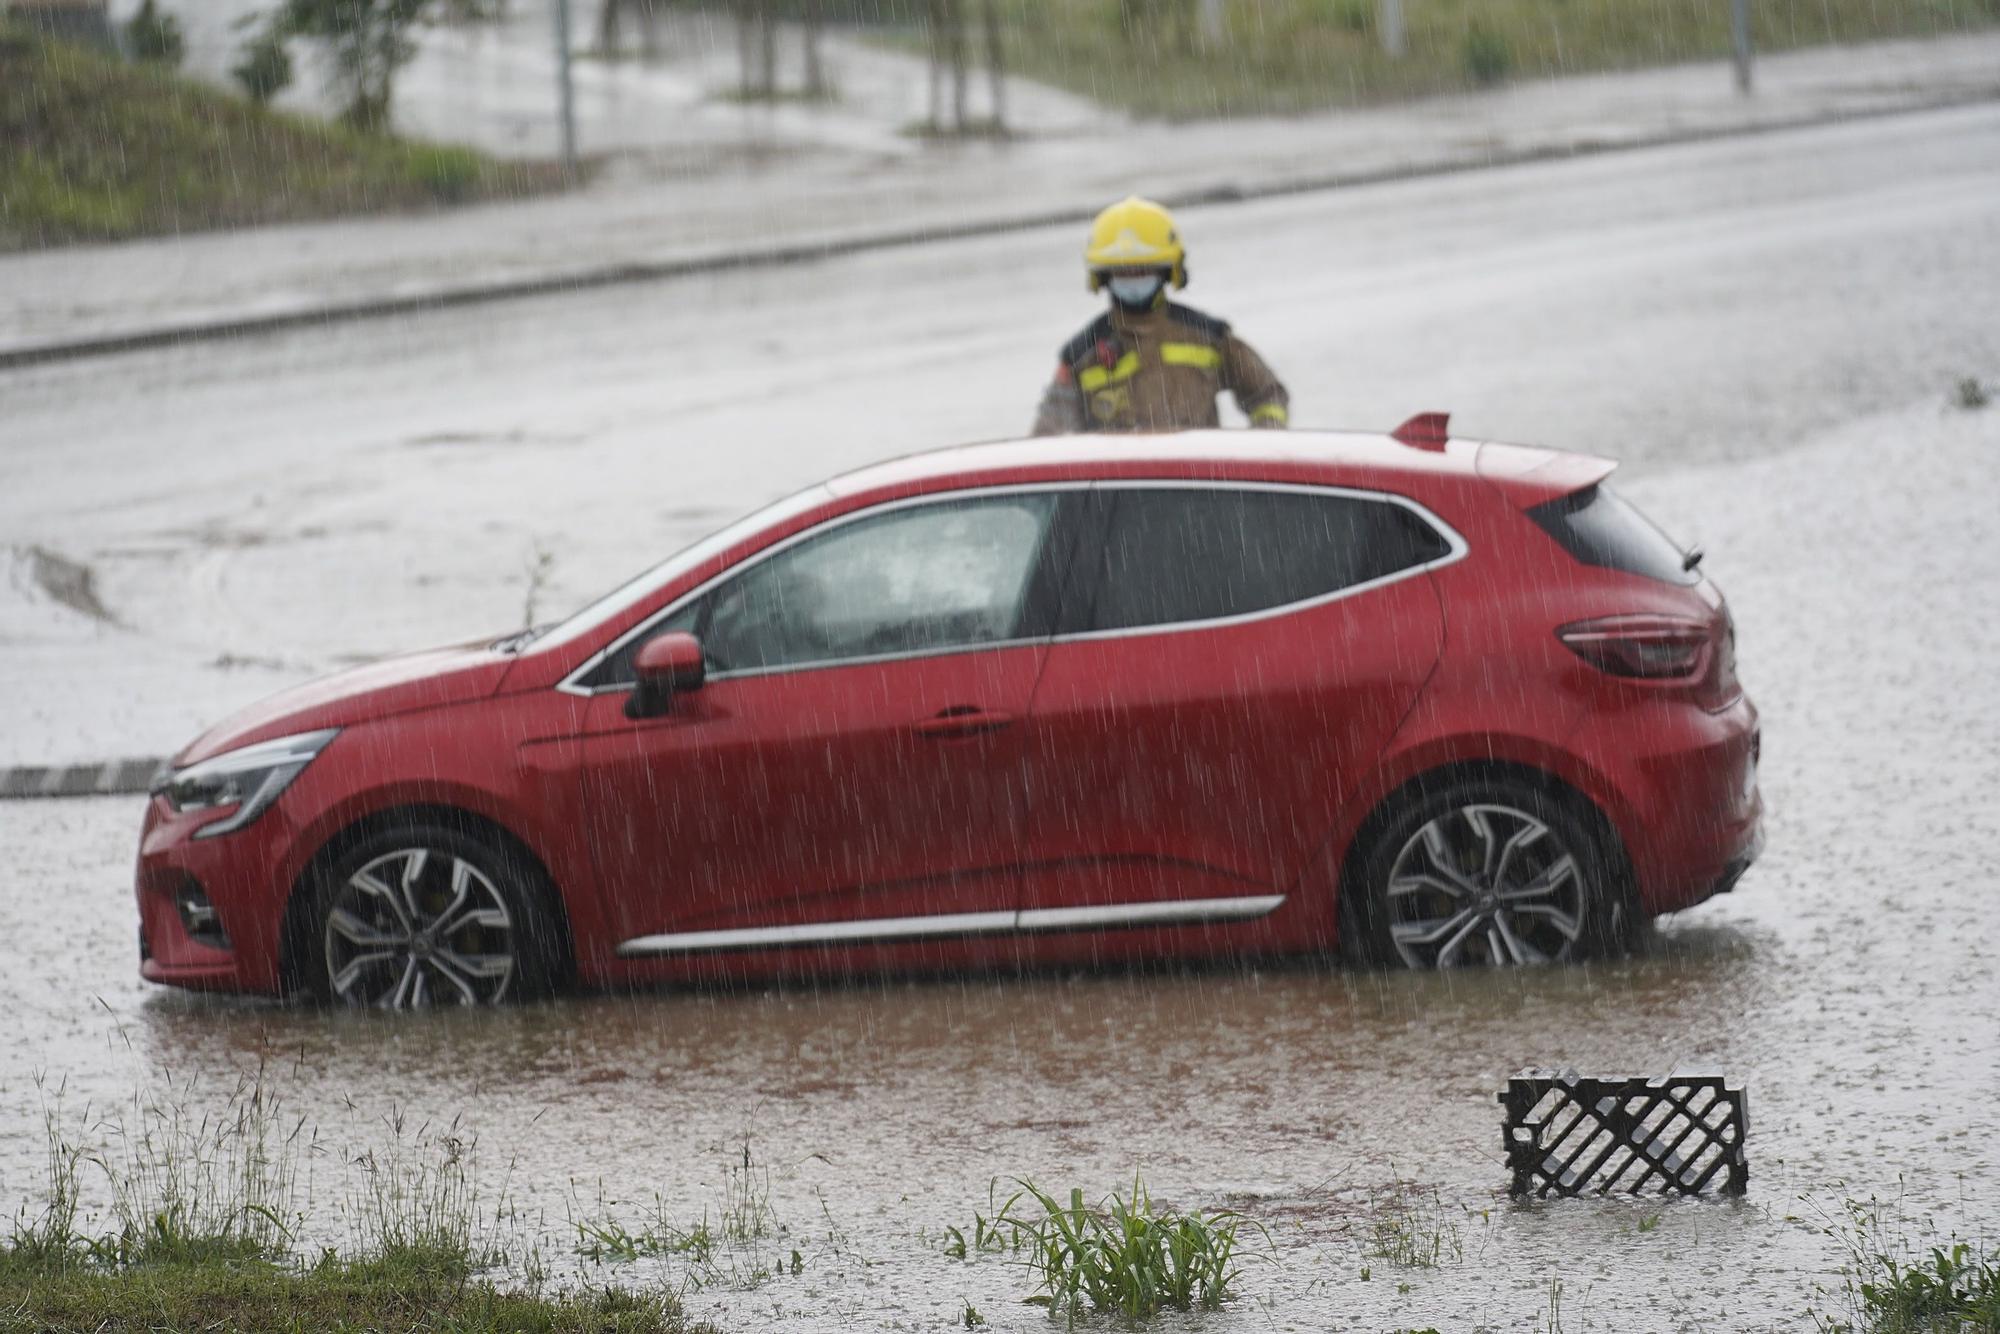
[152,728,340,839]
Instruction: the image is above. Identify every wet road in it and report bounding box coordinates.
[3,108,2000,1330]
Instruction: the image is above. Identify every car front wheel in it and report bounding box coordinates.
[1341,780,1633,970]
[303,824,558,1008]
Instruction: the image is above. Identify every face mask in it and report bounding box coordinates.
[1107,274,1165,309]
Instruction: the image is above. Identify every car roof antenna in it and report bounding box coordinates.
[1391,412,1451,451]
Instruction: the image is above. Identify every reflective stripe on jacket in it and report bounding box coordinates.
[1031,301,1289,436]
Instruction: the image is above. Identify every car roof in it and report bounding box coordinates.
[824,428,1616,508]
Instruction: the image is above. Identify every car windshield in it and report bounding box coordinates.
[520,483,836,652]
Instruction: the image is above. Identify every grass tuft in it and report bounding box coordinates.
[1368,1182,1466,1269]
[1008,1174,1262,1321]
[1813,1195,2000,1332]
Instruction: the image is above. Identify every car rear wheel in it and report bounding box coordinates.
[1341,779,1632,969]
[303,824,558,1008]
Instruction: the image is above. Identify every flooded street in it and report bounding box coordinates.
[5,393,1998,1329]
[5,101,2000,1328]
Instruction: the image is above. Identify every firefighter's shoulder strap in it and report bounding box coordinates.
[1059,312,1120,377]
[1163,302,1231,343]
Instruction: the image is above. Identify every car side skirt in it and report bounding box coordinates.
[615,895,1287,957]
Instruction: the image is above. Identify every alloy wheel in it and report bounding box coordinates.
[322,847,517,1007]
[1384,803,1589,968]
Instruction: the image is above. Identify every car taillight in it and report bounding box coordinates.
[1559,611,1742,708]
[1557,614,1713,681]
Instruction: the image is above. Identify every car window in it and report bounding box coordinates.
[696,494,1059,674]
[1527,484,1697,586]
[1084,487,1451,633]
[533,483,835,652]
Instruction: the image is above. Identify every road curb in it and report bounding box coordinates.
[0,758,162,800]
[3,88,1995,373]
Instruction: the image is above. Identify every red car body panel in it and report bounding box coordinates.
[1015,571,1444,915]
[135,430,1763,997]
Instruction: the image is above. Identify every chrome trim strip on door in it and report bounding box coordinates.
[1015,895,1286,931]
[614,895,1287,957]
[616,910,1018,957]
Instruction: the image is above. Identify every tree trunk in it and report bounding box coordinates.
[924,0,943,128]
[639,0,661,58]
[757,0,777,97]
[597,0,621,55]
[981,0,1003,131]
[945,0,967,131]
[802,0,825,97]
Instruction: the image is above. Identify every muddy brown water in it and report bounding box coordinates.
[4,406,1999,1331]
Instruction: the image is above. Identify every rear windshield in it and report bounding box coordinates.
[1527,484,1695,586]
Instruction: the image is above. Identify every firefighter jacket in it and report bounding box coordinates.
[1031,300,1290,436]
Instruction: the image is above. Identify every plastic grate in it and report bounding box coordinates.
[1499,1070,1748,1197]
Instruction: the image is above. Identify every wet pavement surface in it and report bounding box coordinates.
[4,107,1999,1328]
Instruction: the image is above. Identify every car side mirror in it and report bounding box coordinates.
[626,631,706,718]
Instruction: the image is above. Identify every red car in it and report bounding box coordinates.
[138,421,1762,1006]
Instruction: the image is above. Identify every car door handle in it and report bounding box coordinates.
[914,707,1016,740]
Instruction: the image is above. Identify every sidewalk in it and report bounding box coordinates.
[3,31,1998,367]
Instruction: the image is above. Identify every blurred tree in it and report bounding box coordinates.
[733,0,777,97]
[277,0,433,131]
[598,0,662,58]
[925,0,966,129]
[923,0,1002,132]
[800,0,826,97]
[1116,0,1195,56]
[124,0,185,67]
[232,20,295,102]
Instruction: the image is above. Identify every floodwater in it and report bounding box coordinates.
[4,397,1998,1331]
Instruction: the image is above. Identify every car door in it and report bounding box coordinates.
[1014,482,1453,934]
[564,488,1081,959]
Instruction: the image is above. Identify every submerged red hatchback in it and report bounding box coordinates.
[137,424,1762,1006]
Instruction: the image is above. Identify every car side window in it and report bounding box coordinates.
[1084,487,1450,633]
[696,494,1059,675]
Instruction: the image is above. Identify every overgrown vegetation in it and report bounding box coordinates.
[272,0,431,130]
[873,0,2000,118]
[123,0,185,68]
[1,1075,710,1334]
[1367,1182,1468,1269]
[1813,1196,2000,1333]
[569,1143,808,1292]
[0,25,566,249]
[1003,1176,1262,1321]
[0,1247,703,1333]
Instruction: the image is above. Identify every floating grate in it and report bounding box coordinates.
[1499,1070,1748,1198]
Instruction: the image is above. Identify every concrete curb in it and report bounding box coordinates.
[4,88,1995,374]
[0,758,163,800]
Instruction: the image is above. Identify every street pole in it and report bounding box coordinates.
[1379,0,1405,59]
[554,0,578,175]
[1730,0,1753,94]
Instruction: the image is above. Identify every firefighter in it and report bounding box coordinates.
[1032,195,1289,436]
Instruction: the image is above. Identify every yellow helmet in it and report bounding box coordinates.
[1083,195,1187,292]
